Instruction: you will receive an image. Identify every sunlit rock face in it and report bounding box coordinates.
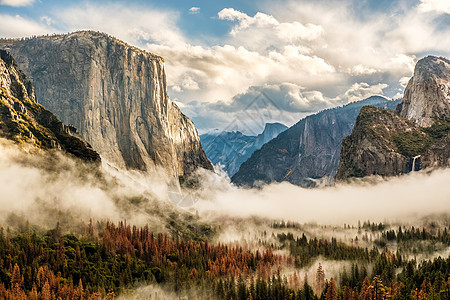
[0,31,212,179]
[397,56,450,127]
[337,56,450,181]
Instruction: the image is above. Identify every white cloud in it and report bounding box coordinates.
[40,16,53,26]
[218,8,323,42]
[348,64,378,76]
[174,75,200,91]
[0,14,54,38]
[343,82,388,103]
[0,0,34,7]
[189,7,200,14]
[218,8,279,35]
[2,1,450,132]
[148,41,337,113]
[53,2,184,48]
[178,80,391,133]
[418,0,450,14]
[277,21,324,42]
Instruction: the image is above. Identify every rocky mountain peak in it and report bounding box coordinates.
[397,55,450,127]
[260,122,287,136]
[0,31,212,179]
[337,56,450,181]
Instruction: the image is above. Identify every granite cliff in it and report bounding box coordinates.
[397,56,450,127]
[0,50,100,162]
[0,31,212,179]
[336,56,450,180]
[231,96,399,187]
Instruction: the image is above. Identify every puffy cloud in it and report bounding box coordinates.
[218,8,323,44]
[0,0,34,7]
[2,0,450,133]
[343,82,388,103]
[180,83,326,134]
[180,81,390,133]
[148,42,337,107]
[277,21,324,42]
[40,16,53,26]
[53,2,184,48]
[0,14,54,38]
[218,8,280,35]
[189,7,200,14]
[418,0,450,14]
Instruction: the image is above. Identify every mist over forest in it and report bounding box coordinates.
[0,0,450,299]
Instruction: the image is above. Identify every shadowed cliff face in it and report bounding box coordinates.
[231,96,399,187]
[200,123,287,177]
[0,31,212,179]
[0,50,100,162]
[336,56,450,181]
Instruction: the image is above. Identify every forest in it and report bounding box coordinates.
[0,220,449,299]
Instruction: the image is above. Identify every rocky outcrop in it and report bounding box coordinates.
[336,56,450,181]
[0,50,100,162]
[0,31,212,179]
[335,107,417,179]
[336,106,450,180]
[200,122,287,176]
[231,96,399,187]
[397,56,450,127]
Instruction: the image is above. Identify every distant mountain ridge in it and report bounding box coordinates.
[0,31,212,180]
[200,122,287,176]
[231,96,400,187]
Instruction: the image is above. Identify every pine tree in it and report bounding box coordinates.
[325,278,337,300]
[315,263,325,295]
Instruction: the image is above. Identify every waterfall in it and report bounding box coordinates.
[411,155,421,172]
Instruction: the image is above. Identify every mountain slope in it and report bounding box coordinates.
[0,50,100,161]
[231,96,400,187]
[336,56,450,180]
[0,31,212,179]
[200,122,287,176]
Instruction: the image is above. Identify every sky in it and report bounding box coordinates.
[1,0,450,134]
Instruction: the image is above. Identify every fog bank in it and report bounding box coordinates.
[193,168,450,225]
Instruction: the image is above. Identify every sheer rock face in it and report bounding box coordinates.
[336,106,450,180]
[231,96,399,187]
[0,31,212,178]
[397,56,450,127]
[335,107,414,180]
[336,56,450,181]
[0,50,100,162]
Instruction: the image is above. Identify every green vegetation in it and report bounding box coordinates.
[423,119,450,139]
[0,221,449,299]
[392,130,432,157]
[392,119,450,157]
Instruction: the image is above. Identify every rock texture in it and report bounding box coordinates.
[0,50,100,162]
[397,56,450,127]
[0,31,212,179]
[337,56,450,181]
[335,107,417,179]
[231,96,399,187]
[200,123,287,176]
